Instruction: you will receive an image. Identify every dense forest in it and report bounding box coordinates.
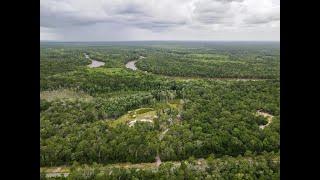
[135,43,279,79]
[40,41,280,179]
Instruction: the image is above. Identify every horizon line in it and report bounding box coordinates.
[40,40,280,43]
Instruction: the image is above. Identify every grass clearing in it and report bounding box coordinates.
[108,107,156,127]
[41,166,70,173]
[40,89,93,102]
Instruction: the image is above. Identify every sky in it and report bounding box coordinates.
[40,0,280,41]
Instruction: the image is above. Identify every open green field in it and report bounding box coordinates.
[40,41,279,179]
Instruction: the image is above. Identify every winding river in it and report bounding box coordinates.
[125,56,145,70]
[125,60,138,70]
[84,53,105,68]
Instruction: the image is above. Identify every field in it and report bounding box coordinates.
[40,41,280,179]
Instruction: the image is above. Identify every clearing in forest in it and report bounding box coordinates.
[108,107,156,127]
[256,110,274,129]
[40,89,93,102]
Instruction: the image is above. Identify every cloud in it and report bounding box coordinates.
[40,0,191,29]
[192,0,234,24]
[40,0,280,41]
[240,0,280,25]
[40,27,61,40]
[40,0,109,27]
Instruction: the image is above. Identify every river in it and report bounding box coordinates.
[125,56,146,70]
[125,60,137,70]
[84,53,105,68]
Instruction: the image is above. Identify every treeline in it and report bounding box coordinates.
[136,52,279,79]
[40,47,90,78]
[40,68,181,95]
[41,153,280,180]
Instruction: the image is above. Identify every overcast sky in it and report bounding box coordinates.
[40,0,280,41]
